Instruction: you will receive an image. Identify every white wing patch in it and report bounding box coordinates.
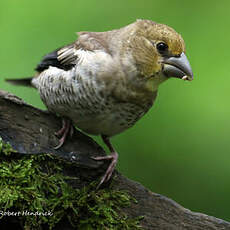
[57,46,78,66]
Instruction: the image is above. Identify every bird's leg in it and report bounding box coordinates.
[55,118,68,137]
[93,135,118,188]
[54,118,74,149]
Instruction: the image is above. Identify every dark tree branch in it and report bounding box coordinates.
[0,90,230,230]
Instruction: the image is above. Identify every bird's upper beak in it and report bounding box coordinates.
[162,52,193,81]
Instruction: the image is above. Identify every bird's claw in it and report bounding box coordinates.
[54,118,74,149]
[54,136,66,149]
[92,152,118,189]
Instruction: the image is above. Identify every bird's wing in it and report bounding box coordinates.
[35,31,110,73]
[35,44,76,72]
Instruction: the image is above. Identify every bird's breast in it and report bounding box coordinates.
[33,64,155,136]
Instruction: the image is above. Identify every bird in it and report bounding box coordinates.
[6,19,193,188]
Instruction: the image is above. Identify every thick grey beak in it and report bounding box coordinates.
[163,52,193,81]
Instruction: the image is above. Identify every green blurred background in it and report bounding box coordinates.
[1,0,230,221]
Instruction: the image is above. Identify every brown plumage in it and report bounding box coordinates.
[6,19,193,188]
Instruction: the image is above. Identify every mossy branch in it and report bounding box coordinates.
[0,89,230,230]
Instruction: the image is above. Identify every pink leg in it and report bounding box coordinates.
[54,118,74,149]
[92,135,118,188]
[55,119,68,137]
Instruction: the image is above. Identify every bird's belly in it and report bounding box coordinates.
[73,103,147,136]
[43,91,150,136]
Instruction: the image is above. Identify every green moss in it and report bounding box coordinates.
[0,137,16,156]
[0,137,143,230]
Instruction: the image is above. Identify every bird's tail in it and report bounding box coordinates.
[5,77,34,88]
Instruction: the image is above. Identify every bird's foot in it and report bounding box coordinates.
[92,151,118,189]
[54,118,74,149]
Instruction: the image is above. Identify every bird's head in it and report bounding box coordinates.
[124,19,193,84]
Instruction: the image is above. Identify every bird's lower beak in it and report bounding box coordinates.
[162,52,193,81]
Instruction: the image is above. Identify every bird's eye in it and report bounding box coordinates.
[156,42,168,53]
